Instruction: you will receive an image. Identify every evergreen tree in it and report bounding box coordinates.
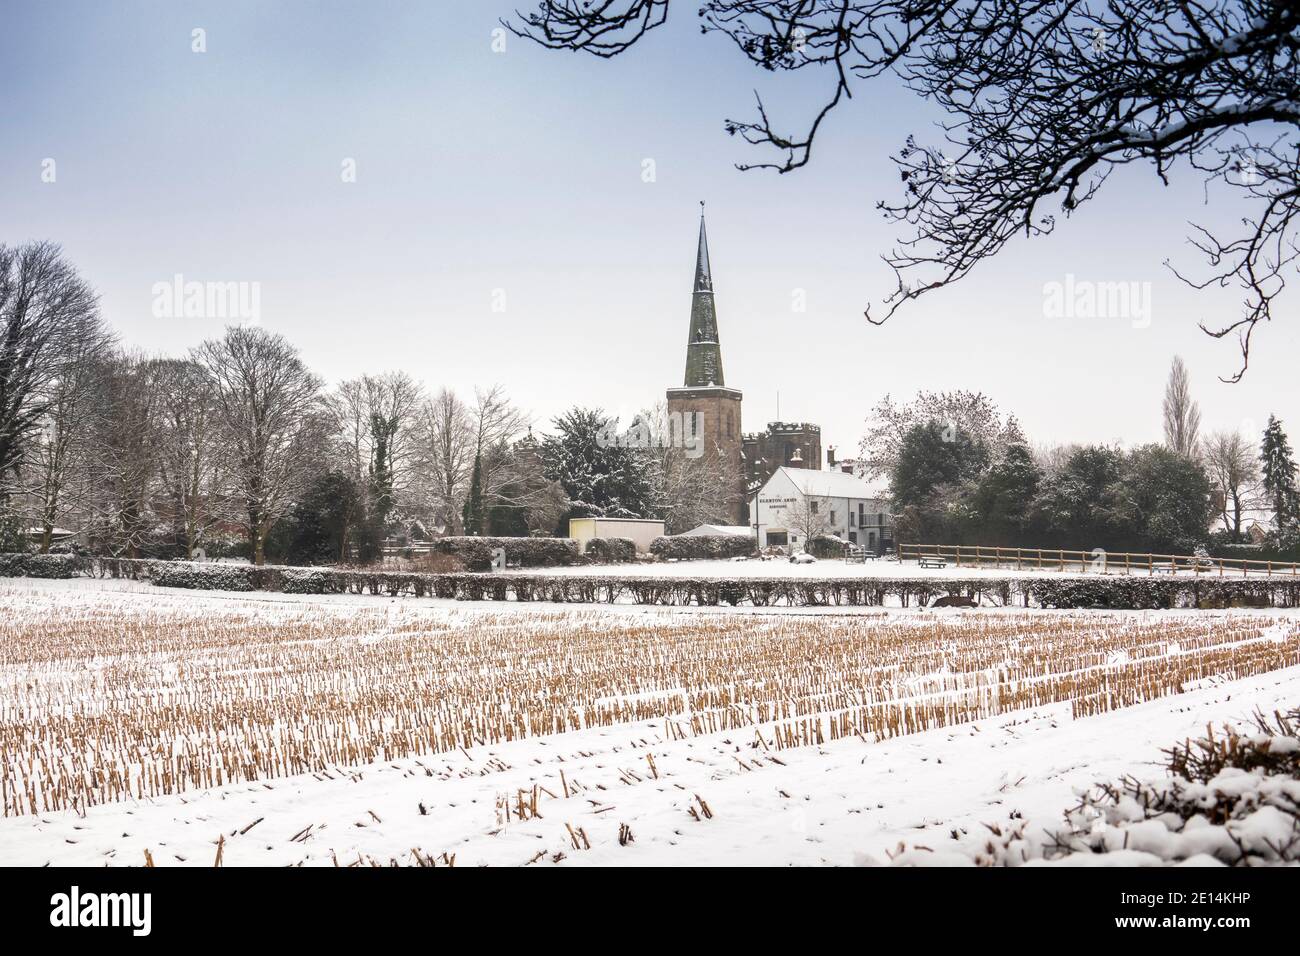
[972,443,1042,545]
[367,411,396,525]
[462,450,485,535]
[1033,445,1122,548]
[890,421,990,509]
[1107,445,1214,553]
[356,410,400,562]
[890,421,991,543]
[269,471,362,565]
[1161,356,1201,457]
[1260,416,1298,530]
[540,407,654,530]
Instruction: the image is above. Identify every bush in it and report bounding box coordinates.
[583,537,636,563]
[650,534,756,561]
[428,536,580,571]
[0,553,88,579]
[807,534,846,559]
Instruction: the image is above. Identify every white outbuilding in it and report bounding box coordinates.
[750,467,894,553]
[568,517,666,554]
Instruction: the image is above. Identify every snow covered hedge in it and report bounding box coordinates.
[148,563,259,591]
[880,707,1300,867]
[0,553,89,579]
[426,536,580,571]
[1024,576,1295,609]
[650,534,756,561]
[583,537,636,563]
[1,553,1298,609]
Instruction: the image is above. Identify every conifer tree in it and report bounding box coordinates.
[1260,416,1298,530]
[462,450,485,535]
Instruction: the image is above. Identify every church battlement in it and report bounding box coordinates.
[742,422,821,440]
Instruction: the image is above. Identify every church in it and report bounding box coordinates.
[664,206,826,527]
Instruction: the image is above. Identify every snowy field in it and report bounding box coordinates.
[1,577,1298,866]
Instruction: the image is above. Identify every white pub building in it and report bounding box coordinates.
[751,466,894,554]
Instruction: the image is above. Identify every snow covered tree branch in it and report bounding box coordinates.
[509,0,1300,377]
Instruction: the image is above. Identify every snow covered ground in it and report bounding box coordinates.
[5,664,1296,867]
[1,578,1298,867]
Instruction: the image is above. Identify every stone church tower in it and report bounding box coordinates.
[666,206,747,524]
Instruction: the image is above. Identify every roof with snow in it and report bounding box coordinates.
[680,524,754,537]
[769,466,890,501]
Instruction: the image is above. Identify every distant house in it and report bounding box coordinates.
[1229,506,1276,543]
[751,467,894,553]
[1245,518,1271,544]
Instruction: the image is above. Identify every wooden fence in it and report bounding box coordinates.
[898,543,1300,578]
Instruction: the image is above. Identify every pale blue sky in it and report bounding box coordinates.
[2,0,1295,455]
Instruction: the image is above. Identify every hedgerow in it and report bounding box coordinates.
[427,536,580,571]
[650,534,756,561]
[1,553,1298,609]
[0,553,89,579]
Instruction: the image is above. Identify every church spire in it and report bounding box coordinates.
[694,201,712,293]
[683,202,725,387]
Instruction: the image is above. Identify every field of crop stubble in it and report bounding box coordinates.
[2,578,1299,866]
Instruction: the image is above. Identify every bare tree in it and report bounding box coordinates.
[481,435,570,534]
[326,371,424,496]
[1163,356,1202,457]
[82,353,168,557]
[326,371,425,554]
[154,359,229,556]
[414,387,474,534]
[25,324,116,551]
[0,242,105,518]
[194,327,322,564]
[786,493,833,550]
[859,391,1024,481]
[511,1,1300,377]
[1204,430,1262,537]
[468,384,530,506]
